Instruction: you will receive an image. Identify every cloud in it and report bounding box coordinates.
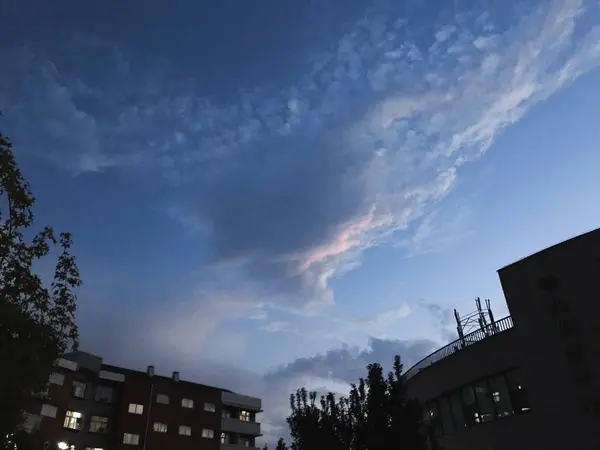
[3,0,599,314]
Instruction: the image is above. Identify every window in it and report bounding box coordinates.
[179,425,191,436]
[239,410,251,422]
[428,401,442,436]
[63,410,83,430]
[181,398,194,408]
[438,396,454,434]
[89,416,108,433]
[156,394,169,404]
[41,404,58,419]
[128,403,144,415]
[461,385,479,426]
[565,342,585,364]
[85,447,104,450]
[539,274,559,290]
[448,391,465,429]
[505,369,531,412]
[72,381,86,399]
[473,381,495,423]
[222,410,231,418]
[204,402,215,412]
[201,429,214,439]
[123,433,139,445]
[153,422,167,433]
[488,374,513,418]
[238,437,252,447]
[94,386,114,403]
[221,432,230,444]
[49,373,65,385]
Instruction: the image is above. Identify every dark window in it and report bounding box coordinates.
[565,342,585,364]
[556,319,580,337]
[550,297,570,319]
[448,391,465,430]
[461,385,479,426]
[473,381,495,423]
[72,381,86,399]
[573,368,594,385]
[488,375,513,418]
[429,401,443,436]
[438,397,454,434]
[89,416,108,433]
[94,386,114,403]
[539,275,559,290]
[505,369,531,413]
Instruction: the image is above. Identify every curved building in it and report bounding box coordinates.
[404,228,600,450]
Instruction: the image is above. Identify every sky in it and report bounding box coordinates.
[2,0,600,445]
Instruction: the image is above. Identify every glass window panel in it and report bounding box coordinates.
[429,400,443,436]
[449,391,465,430]
[461,385,479,426]
[438,396,454,434]
[474,381,495,423]
[489,375,513,418]
[505,369,532,413]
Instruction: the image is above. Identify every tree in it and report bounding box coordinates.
[285,355,436,450]
[0,129,82,447]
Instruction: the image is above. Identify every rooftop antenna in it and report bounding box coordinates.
[455,298,497,347]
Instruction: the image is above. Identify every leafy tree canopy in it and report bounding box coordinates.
[0,129,81,448]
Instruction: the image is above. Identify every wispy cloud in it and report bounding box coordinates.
[2,0,600,364]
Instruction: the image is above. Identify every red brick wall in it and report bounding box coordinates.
[114,371,222,450]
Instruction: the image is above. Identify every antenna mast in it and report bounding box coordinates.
[454,298,497,348]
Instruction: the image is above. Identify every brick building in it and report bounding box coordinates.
[25,351,262,450]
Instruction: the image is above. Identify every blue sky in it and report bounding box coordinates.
[2,0,600,443]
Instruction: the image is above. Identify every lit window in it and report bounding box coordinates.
[49,373,65,386]
[221,432,229,444]
[156,394,169,404]
[128,403,144,415]
[204,402,215,412]
[72,381,86,399]
[181,398,194,408]
[89,416,108,433]
[40,404,58,418]
[95,386,114,403]
[239,410,251,422]
[85,447,104,450]
[201,429,214,439]
[63,410,83,430]
[178,425,191,436]
[123,433,139,445]
[153,422,167,433]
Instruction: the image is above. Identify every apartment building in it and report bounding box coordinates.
[28,351,262,450]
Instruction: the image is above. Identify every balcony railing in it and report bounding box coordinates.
[403,315,514,381]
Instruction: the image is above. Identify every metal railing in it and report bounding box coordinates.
[403,315,514,381]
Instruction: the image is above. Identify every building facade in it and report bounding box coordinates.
[404,227,600,450]
[27,351,262,450]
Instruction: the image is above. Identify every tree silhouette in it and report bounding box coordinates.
[283,355,435,450]
[0,128,81,447]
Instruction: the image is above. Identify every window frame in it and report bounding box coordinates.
[181,398,194,408]
[123,433,140,445]
[152,422,168,433]
[89,415,109,434]
[201,428,214,439]
[63,410,83,430]
[178,425,192,436]
[156,393,170,405]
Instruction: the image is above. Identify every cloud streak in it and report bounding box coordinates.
[3,1,599,313]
